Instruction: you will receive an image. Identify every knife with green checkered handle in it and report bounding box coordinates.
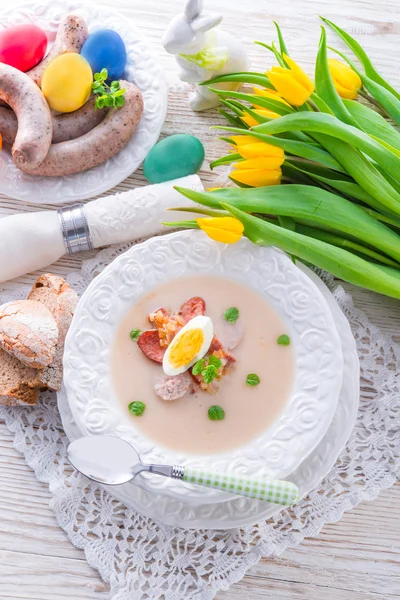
[171,465,299,505]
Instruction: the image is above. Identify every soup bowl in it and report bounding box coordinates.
[63,230,343,503]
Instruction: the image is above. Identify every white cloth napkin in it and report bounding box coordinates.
[0,174,203,282]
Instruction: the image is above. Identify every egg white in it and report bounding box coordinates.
[162,316,214,376]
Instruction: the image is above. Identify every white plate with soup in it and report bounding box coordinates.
[58,264,359,529]
[64,230,343,503]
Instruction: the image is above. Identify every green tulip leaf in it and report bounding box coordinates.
[202,72,274,89]
[359,74,400,126]
[312,133,400,216]
[327,45,400,126]
[254,41,286,67]
[208,88,294,115]
[314,27,360,127]
[214,125,346,172]
[210,153,242,170]
[285,159,378,205]
[274,21,289,56]
[343,100,400,151]
[173,184,400,263]
[320,17,400,101]
[308,92,335,114]
[253,112,400,176]
[220,202,400,299]
[295,223,399,268]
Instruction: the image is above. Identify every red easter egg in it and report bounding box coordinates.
[0,24,47,72]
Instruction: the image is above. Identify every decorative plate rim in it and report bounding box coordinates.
[0,0,168,203]
[63,230,343,503]
[58,263,359,529]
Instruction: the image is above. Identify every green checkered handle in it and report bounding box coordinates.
[174,466,299,505]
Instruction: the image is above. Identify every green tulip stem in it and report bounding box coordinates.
[307,99,320,112]
[358,89,391,118]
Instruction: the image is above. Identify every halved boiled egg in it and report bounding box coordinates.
[162,315,213,376]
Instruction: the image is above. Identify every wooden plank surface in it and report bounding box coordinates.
[0,0,399,598]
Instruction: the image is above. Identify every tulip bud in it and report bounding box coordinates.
[230,166,282,187]
[267,54,314,106]
[226,136,284,187]
[196,217,244,244]
[252,86,290,107]
[241,108,280,127]
[328,59,362,99]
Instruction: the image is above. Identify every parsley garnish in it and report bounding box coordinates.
[208,405,225,420]
[128,401,146,416]
[202,364,218,384]
[208,355,222,369]
[246,373,260,386]
[130,329,142,342]
[192,358,205,376]
[224,307,239,323]
[277,334,291,346]
[92,68,126,109]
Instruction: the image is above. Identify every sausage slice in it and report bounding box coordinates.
[137,330,165,364]
[178,297,206,323]
[154,373,192,401]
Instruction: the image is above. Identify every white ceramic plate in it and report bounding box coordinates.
[0,0,168,204]
[63,231,343,503]
[58,263,359,529]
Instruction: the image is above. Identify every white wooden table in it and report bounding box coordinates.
[0,0,399,598]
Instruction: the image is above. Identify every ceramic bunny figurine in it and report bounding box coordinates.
[163,0,249,111]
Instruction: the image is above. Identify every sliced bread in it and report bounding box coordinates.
[0,348,40,406]
[0,299,58,369]
[28,274,78,391]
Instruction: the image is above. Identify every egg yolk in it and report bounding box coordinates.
[169,329,204,368]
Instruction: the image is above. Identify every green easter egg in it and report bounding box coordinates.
[143,134,205,183]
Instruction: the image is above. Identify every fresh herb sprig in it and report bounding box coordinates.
[192,354,223,385]
[208,405,225,420]
[224,307,239,323]
[277,334,291,346]
[128,401,146,416]
[92,68,126,109]
[130,328,142,342]
[246,373,260,386]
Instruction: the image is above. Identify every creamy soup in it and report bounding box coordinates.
[111,276,294,455]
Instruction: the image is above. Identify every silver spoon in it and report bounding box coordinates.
[68,435,299,506]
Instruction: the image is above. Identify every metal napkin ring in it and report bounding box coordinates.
[57,203,93,255]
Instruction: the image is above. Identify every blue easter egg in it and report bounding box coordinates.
[81,29,127,80]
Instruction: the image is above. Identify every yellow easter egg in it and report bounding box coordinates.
[42,53,93,113]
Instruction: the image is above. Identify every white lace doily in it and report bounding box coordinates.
[0,242,399,600]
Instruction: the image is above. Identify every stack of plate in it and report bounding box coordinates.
[59,231,359,529]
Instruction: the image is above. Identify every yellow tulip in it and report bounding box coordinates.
[230,168,282,187]
[230,135,285,160]
[328,59,362,99]
[196,217,244,244]
[228,136,284,187]
[267,54,314,106]
[252,86,290,107]
[241,108,280,127]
